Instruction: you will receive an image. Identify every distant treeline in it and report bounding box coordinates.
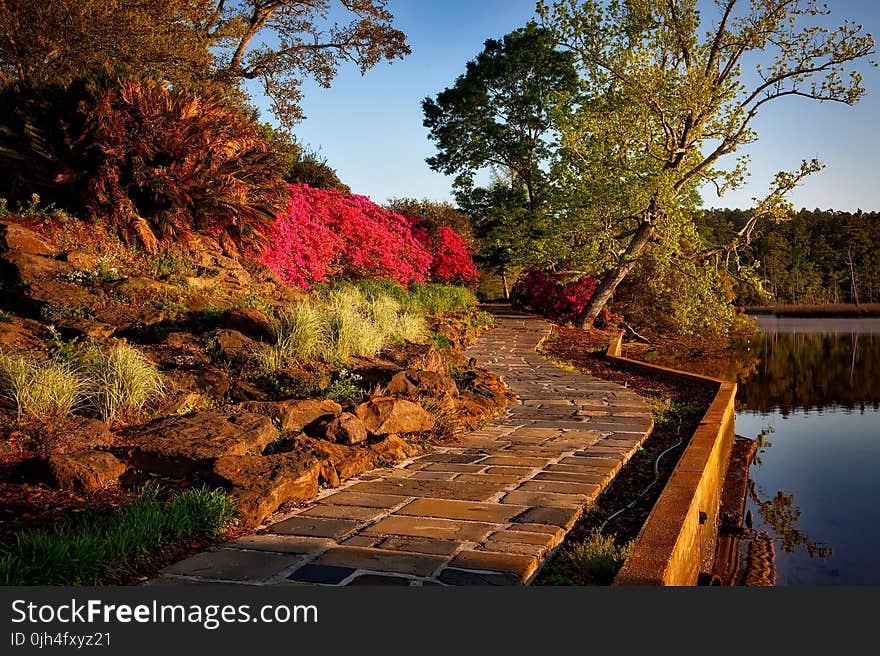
[702,208,880,305]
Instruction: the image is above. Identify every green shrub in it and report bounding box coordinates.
[0,486,237,586]
[82,344,164,422]
[324,369,366,402]
[551,532,632,585]
[0,350,85,418]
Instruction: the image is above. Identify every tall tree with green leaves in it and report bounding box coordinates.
[422,21,580,214]
[539,0,875,327]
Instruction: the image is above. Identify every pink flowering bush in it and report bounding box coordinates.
[411,224,479,285]
[511,268,622,328]
[263,184,478,289]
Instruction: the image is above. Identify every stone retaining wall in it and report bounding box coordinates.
[607,332,738,586]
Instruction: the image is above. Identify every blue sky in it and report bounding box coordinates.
[252,0,880,212]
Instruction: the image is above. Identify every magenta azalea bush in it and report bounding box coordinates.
[263,184,478,289]
[511,268,622,327]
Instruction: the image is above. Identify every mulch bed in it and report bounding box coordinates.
[535,326,718,584]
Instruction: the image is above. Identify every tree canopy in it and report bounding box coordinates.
[0,0,411,126]
[538,0,875,326]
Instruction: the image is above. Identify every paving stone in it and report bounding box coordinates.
[408,471,459,481]
[316,491,411,508]
[417,453,486,464]
[449,550,538,582]
[347,574,413,586]
[397,498,527,523]
[347,478,507,502]
[501,490,587,509]
[269,516,364,540]
[226,535,334,554]
[533,471,608,485]
[298,504,387,521]
[436,568,521,586]
[377,536,462,556]
[313,546,446,577]
[287,564,355,584]
[363,515,497,541]
[517,480,602,496]
[514,506,582,529]
[480,456,552,467]
[422,463,486,473]
[341,535,380,547]
[453,473,523,484]
[487,529,558,547]
[163,549,302,581]
[479,541,546,557]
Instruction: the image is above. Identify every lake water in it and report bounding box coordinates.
[734,316,880,585]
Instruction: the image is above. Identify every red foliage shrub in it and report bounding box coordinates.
[411,224,479,285]
[263,184,438,288]
[511,268,622,327]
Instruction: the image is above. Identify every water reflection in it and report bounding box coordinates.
[734,331,880,415]
[733,318,880,585]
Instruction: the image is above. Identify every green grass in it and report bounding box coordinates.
[407,283,477,316]
[0,350,85,419]
[545,532,632,585]
[82,343,165,422]
[0,485,237,586]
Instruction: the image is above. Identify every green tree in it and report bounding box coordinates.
[540,0,875,327]
[385,198,473,240]
[422,21,580,215]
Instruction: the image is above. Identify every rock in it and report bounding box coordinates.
[319,412,368,445]
[153,392,208,418]
[0,316,44,350]
[63,251,100,270]
[386,370,458,397]
[44,418,115,455]
[370,435,421,464]
[116,276,177,300]
[220,307,274,342]
[353,396,436,436]
[164,332,203,350]
[229,378,272,402]
[92,306,168,333]
[243,398,342,433]
[0,251,71,286]
[215,328,258,362]
[49,451,127,491]
[301,437,376,485]
[166,366,231,400]
[125,411,279,476]
[349,361,402,389]
[0,222,56,256]
[214,453,320,527]
[54,318,116,341]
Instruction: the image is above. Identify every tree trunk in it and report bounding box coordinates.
[501,267,510,299]
[574,219,656,328]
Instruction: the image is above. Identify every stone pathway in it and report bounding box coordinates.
[152,307,653,586]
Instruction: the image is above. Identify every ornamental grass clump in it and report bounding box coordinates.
[554,532,632,585]
[0,350,85,419]
[83,343,165,422]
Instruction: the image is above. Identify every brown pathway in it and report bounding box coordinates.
[151,306,653,586]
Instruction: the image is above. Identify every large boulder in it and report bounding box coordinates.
[242,398,341,433]
[370,435,421,464]
[220,307,274,342]
[214,453,320,527]
[0,222,56,256]
[44,418,115,455]
[318,412,368,445]
[54,317,116,341]
[215,328,258,363]
[0,316,45,350]
[386,370,458,397]
[353,396,435,436]
[124,411,279,476]
[300,437,376,487]
[0,251,71,286]
[166,366,231,400]
[49,451,127,491]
